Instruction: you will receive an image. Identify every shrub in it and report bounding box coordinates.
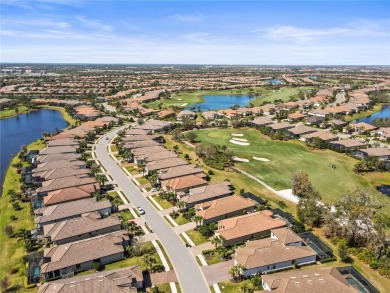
[92,261,103,271]
[369,260,380,270]
[208,170,214,175]
[5,225,14,237]
[10,215,17,221]
[202,249,214,255]
[319,257,337,263]
[169,211,179,219]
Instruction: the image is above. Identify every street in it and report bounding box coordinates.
[95,127,210,293]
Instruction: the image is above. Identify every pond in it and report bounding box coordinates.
[0,109,68,192]
[377,185,390,197]
[188,95,255,111]
[267,79,285,85]
[356,104,390,124]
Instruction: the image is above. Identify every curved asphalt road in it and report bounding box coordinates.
[96,127,210,293]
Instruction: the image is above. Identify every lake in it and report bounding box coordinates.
[0,109,68,192]
[267,79,285,85]
[356,104,390,124]
[188,95,255,111]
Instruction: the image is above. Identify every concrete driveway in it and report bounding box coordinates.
[201,260,234,285]
[95,127,210,293]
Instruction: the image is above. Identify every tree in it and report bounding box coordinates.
[211,235,225,249]
[173,145,179,154]
[192,215,204,227]
[96,174,107,186]
[334,190,377,246]
[229,264,243,281]
[112,197,123,207]
[186,131,197,143]
[143,255,157,272]
[176,200,186,212]
[291,171,317,198]
[297,195,324,227]
[338,240,350,262]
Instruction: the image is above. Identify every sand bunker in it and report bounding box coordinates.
[229,139,250,146]
[231,133,244,137]
[253,157,270,162]
[180,103,188,107]
[233,156,249,162]
[231,138,248,142]
[177,98,182,100]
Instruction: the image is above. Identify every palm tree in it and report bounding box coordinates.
[229,264,244,281]
[176,200,186,212]
[211,235,225,249]
[143,255,156,272]
[96,174,107,186]
[192,215,204,228]
[112,197,123,207]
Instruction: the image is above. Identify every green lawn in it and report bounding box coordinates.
[0,106,30,119]
[152,282,182,293]
[174,213,191,225]
[0,139,45,291]
[156,240,173,270]
[110,144,118,153]
[193,128,390,210]
[186,229,209,245]
[137,176,149,185]
[146,86,314,110]
[152,195,174,209]
[107,191,125,205]
[217,280,260,293]
[103,242,163,271]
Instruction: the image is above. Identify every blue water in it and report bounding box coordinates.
[267,79,285,85]
[356,104,390,124]
[0,110,68,192]
[187,95,255,111]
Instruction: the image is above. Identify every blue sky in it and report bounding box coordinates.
[1,0,389,64]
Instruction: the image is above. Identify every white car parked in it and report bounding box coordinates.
[137,207,145,215]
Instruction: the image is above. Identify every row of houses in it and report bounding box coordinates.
[21,115,142,287]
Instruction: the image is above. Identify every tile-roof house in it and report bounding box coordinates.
[261,267,358,293]
[43,212,122,246]
[134,150,178,166]
[195,195,256,224]
[180,181,233,208]
[40,232,129,280]
[123,140,160,150]
[34,198,112,231]
[352,147,390,161]
[329,139,366,151]
[158,164,205,181]
[234,227,317,277]
[177,110,196,120]
[42,184,97,206]
[39,266,143,293]
[160,174,208,194]
[35,175,98,195]
[215,210,286,245]
[145,158,189,174]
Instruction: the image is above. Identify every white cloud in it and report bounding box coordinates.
[76,16,113,32]
[257,22,390,43]
[168,13,203,23]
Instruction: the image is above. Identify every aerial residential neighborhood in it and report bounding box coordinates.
[1,1,390,293]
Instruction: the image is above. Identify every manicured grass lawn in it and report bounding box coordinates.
[120,210,135,221]
[107,191,124,205]
[103,242,163,271]
[194,128,390,211]
[217,280,260,293]
[203,251,224,265]
[110,144,118,153]
[186,229,208,245]
[162,134,297,216]
[0,139,45,291]
[146,86,314,109]
[137,176,149,185]
[0,106,29,119]
[156,240,173,270]
[174,213,191,225]
[152,282,182,293]
[152,195,174,209]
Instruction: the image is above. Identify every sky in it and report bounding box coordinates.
[1,0,389,65]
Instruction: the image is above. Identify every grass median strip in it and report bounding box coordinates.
[156,240,173,270]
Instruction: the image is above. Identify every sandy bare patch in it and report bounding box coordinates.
[177,98,182,100]
[233,156,249,162]
[277,189,299,204]
[253,157,270,162]
[231,133,244,137]
[229,139,250,146]
[180,103,188,107]
[232,138,248,142]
